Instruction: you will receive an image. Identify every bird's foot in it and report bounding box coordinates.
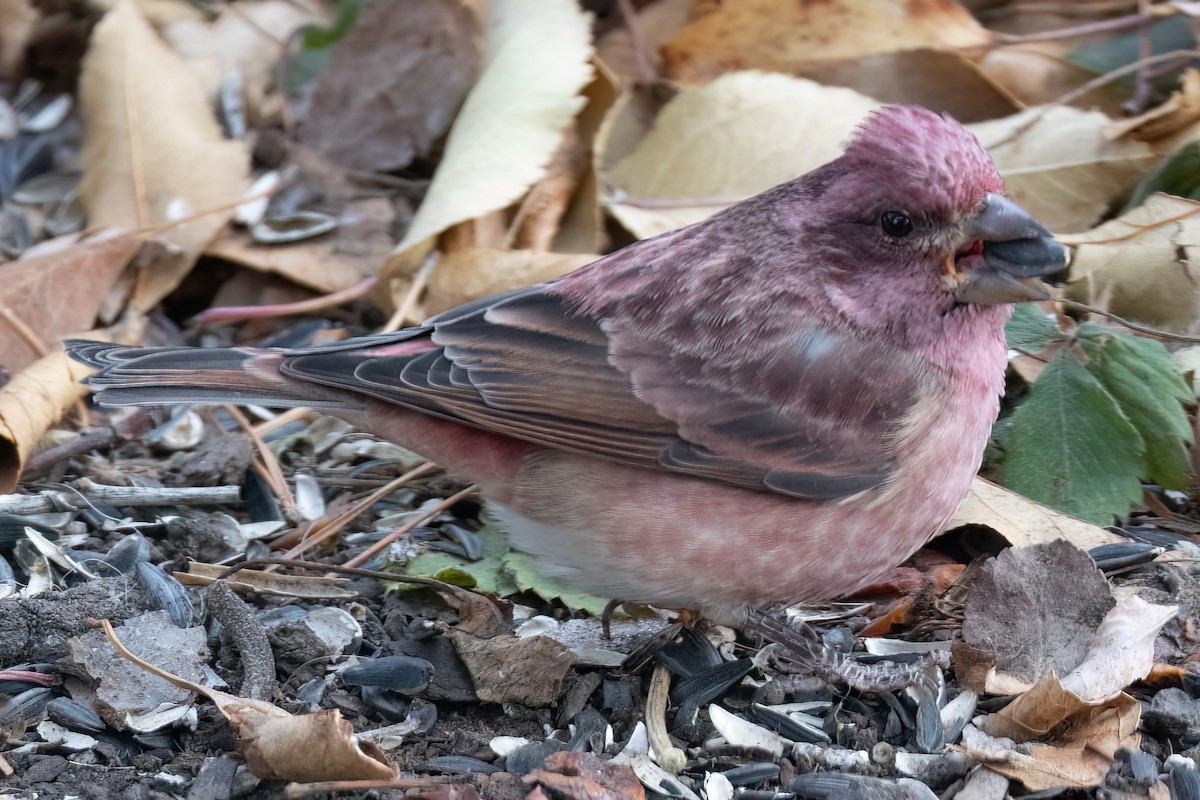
[744,607,942,695]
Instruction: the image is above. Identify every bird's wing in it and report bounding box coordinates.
[284,285,930,500]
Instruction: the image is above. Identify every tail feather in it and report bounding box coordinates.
[64,340,369,410]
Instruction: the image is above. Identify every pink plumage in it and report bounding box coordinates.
[69,106,1065,627]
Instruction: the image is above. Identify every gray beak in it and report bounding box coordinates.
[954,193,1068,305]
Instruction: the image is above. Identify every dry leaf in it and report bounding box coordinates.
[945,477,1123,550]
[970,106,1156,233]
[98,618,395,783]
[552,62,620,255]
[424,249,595,315]
[207,196,393,294]
[0,351,93,493]
[447,628,575,706]
[79,0,250,311]
[1062,193,1200,333]
[979,43,1127,113]
[1106,69,1200,154]
[294,0,480,171]
[174,0,326,123]
[178,562,356,600]
[802,49,1019,124]
[0,0,38,80]
[604,72,879,240]
[0,235,142,374]
[962,694,1141,790]
[595,0,691,86]
[660,0,992,84]
[382,0,593,278]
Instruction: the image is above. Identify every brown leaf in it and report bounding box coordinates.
[447,629,575,706]
[961,540,1115,691]
[802,49,1019,123]
[971,106,1155,233]
[0,352,94,493]
[423,249,595,315]
[660,0,992,84]
[962,691,1141,790]
[294,0,480,172]
[383,0,593,278]
[946,477,1124,550]
[207,196,392,294]
[98,618,395,783]
[1062,193,1200,333]
[525,752,647,800]
[602,72,879,240]
[0,235,142,374]
[0,0,38,80]
[78,0,250,311]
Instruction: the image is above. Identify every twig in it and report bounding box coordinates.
[1125,0,1156,114]
[1058,297,1200,343]
[251,406,315,437]
[191,277,378,326]
[1055,49,1200,106]
[616,0,657,85]
[606,189,745,209]
[22,428,116,474]
[224,404,295,510]
[993,11,1150,44]
[0,481,240,515]
[272,461,438,560]
[341,483,478,569]
[383,253,438,332]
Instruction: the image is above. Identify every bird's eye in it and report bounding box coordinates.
[881,211,913,237]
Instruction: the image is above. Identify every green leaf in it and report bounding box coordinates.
[1125,141,1200,212]
[500,551,614,617]
[401,523,515,595]
[1078,325,1193,489]
[301,0,360,49]
[1005,303,1060,352]
[1005,350,1144,523]
[398,514,613,615]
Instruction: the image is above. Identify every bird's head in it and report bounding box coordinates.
[804,105,1067,312]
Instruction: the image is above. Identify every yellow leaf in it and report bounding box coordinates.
[78,0,250,310]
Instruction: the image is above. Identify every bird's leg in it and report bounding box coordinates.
[601,598,622,639]
[743,608,940,695]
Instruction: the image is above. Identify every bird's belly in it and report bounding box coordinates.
[488,444,976,619]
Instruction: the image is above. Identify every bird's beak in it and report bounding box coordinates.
[950,193,1069,305]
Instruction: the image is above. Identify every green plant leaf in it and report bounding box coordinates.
[1124,141,1200,212]
[1005,350,1145,523]
[399,515,613,615]
[1005,303,1060,352]
[1078,325,1193,489]
[301,0,360,49]
[401,523,515,595]
[500,551,614,617]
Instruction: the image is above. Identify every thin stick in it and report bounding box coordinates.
[273,461,439,560]
[191,277,378,326]
[383,253,438,332]
[225,404,295,509]
[251,406,314,437]
[1058,297,1200,343]
[1055,49,1200,106]
[341,483,478,569]
[993,11,1149,44]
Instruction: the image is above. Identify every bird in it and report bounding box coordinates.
[68,105,1066,688]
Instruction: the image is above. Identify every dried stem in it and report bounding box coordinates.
[191,277,378,326]
[341,483,478,569]
[1058,297,1200,343]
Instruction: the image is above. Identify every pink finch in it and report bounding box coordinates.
[68,106,1064,683]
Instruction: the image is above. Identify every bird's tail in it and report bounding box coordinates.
[65,340,368,410]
